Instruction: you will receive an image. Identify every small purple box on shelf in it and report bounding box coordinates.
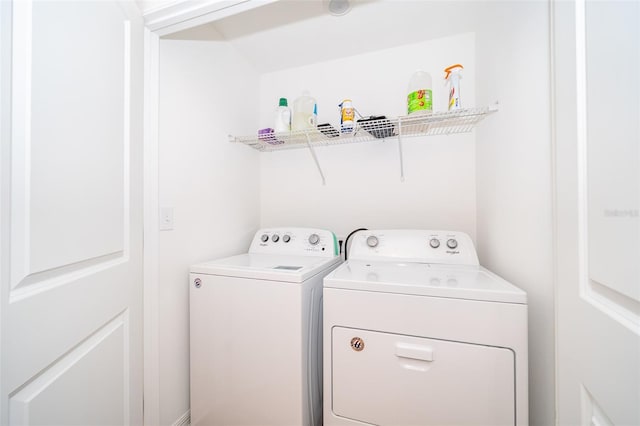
[258,128,284,145]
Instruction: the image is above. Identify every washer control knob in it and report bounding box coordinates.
[261,234,269,243]
[366,235,379,248]
[429,238,440,248]
[282,235,291,243]
[447,238,458,249]
[308,234,320,245]
[272,234,280,242]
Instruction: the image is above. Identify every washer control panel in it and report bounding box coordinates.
[249,228,338,257]
[349,230,479,265]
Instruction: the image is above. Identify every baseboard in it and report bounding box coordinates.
[172,410,191,426]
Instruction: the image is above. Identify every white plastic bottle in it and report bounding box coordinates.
[407,70,433,115]
[274,97,291,132]
[339,99,355,133]
[444,64,464,111]
[292,91,317,131]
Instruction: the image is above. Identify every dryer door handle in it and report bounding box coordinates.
[395,343,434,362]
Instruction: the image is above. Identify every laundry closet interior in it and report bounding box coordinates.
[153,1,553,425]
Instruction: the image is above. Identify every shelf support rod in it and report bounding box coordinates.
[305,133,326,185]
[398,118,405,182]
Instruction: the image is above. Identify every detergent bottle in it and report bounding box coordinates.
[274,97,291,133]
[407,70,433,114]
[292,91,318,131]
[338,99,355,133]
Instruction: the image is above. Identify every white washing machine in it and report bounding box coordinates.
[323,230,528,426]
[190,228,341,426]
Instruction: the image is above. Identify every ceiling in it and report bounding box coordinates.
[164,0,479,73]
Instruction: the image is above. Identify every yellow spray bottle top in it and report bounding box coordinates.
[444,64,464,111]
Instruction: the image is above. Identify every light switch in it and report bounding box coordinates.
[160,207,174,231]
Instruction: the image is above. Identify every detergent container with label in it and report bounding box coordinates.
[407,70,433,114]
[292,91,318,131]
[274,97,291,132]
[339,99,355,133]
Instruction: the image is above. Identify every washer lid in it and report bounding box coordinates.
[191,253,341,283]
[324,260,527,304]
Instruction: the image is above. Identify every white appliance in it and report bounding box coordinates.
[323,230,528,426]
[189,227,341,426]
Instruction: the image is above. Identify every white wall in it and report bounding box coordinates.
[474,2,555,426]
[158,39,260,425]
[258,33,477,241]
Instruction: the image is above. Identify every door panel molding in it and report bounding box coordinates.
[10,0,33,293]
[580,385,614,426]
[584,278,640,335]
[10,251,125,303]
[9,310,130,425]
[574,0,640,335]
[9,3,133,302]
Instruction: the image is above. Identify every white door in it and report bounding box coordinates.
[554,0,640,425]
[0,1,144,424]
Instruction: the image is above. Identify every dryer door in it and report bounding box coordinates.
[331,327,515,426]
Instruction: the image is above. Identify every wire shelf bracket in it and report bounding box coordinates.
[397,118,405,182]
[305,132,326,185]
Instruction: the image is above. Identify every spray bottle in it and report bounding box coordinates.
[444,64,464,111]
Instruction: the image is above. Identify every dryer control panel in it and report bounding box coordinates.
[349,230,479,265]
[249,227,339,257]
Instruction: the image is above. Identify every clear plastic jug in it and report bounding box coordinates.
[292,91,317,131]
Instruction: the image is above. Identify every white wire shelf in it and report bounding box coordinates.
[229,105,498,152]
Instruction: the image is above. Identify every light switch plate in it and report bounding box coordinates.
[160,207,174,231]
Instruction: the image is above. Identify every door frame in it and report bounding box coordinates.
[141,1,279,424]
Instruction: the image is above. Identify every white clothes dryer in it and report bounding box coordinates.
[323,230,528,426]
[190,228,341,426]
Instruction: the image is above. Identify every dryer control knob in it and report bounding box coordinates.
[272,234,280,242]
[447,238,458,249]
[308,234,320,245]
[429,238,440,248]
[366,235,379,248]
[282,235,291,243]
[261,234,269,243]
